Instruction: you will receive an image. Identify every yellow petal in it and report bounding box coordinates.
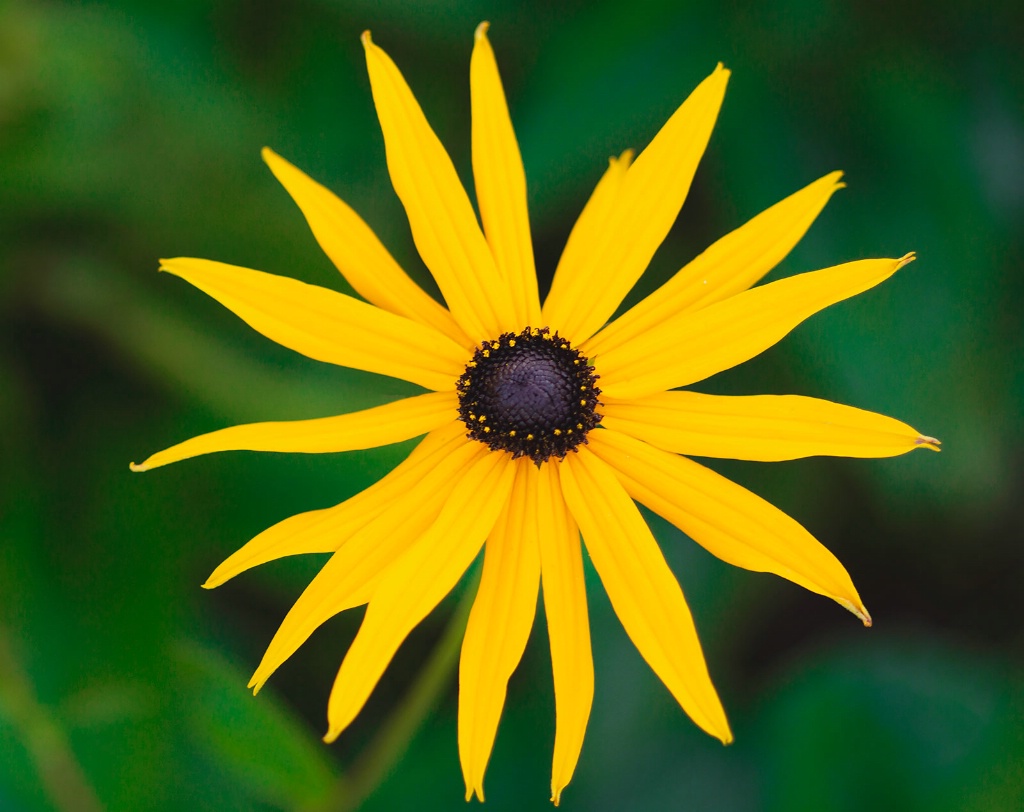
[470,23,541,328]
[130,391,458,471]
[585,172,844,356]
[602,390,940,461]
[542,149,634,326]
[539,462,592,805]
[588,429,871,624]
[262,147,470,348]
[560,448,732,743]
[249,434,487,693]
[362,32,516,342]
[543,65,729,345]
[459,459,540,802]
[203,421,467,589]
[324,449,515,742]
[160,257,468,391]
[597,254,915,401]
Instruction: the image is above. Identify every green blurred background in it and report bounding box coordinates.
[1,0,1022,809]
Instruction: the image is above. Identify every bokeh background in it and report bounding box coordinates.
[2,0,1022,810]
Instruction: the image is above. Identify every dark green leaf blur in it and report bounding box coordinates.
[1,0,1021,810]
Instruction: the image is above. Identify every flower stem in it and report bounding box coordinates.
[0,625,104,812]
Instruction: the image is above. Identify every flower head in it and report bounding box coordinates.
[131,23,939,804]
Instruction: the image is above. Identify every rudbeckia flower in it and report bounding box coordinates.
[132,24,939,803]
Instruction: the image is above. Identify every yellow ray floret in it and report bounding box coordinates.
[543,147,635,342]
[601,390,940,461]
[543,64,729,345]
[589,430,871,625]
[324,451,515,742]
[362,32,517,342]
[596,254,915,400]
[560,448,732,744]
[130,390,457,471]
[470,23,541,328]
[250,435,487,694]
[459,459,540,802]
[262,147,470,348]
[160,257,469,391]
[585,171,845,356]
[538,463,592,806]
[203,422,468,589]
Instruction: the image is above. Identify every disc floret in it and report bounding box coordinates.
[456,327,602,464]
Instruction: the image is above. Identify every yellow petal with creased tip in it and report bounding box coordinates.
[602,390,940,461]
[249,434,486,694]
[262,148,470,348]
[589,430,871,625]
[159,257,468,391]
[203,421,467,589]
[597,254,914,401]
[130,391,457,472]
[324,449,515,742]
[459,459,540,803]
[362,32,517,341]
[470,23,541,328]
[540,462,592,806]
[544,65,729,345]
[560,448,732,744]
[586,171,844,356]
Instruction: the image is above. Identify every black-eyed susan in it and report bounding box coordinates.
[131,23,940,804]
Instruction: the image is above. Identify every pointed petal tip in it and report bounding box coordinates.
[916,435,941,451]
[842,599,873,627]
[708,716,734,746]
[475,21,490,39]
[323,727,340,744]
[710,711,734,745]
[202,556,236,590]
[323,720,347,744]
[611,148,635,169]
[360,30,372,47]
[248,668,271,695]
[460,778,484,803]
[157,258,185,275]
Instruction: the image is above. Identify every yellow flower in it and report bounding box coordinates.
[131,24,939,804]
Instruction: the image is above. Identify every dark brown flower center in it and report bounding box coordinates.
[456,327,601,464]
